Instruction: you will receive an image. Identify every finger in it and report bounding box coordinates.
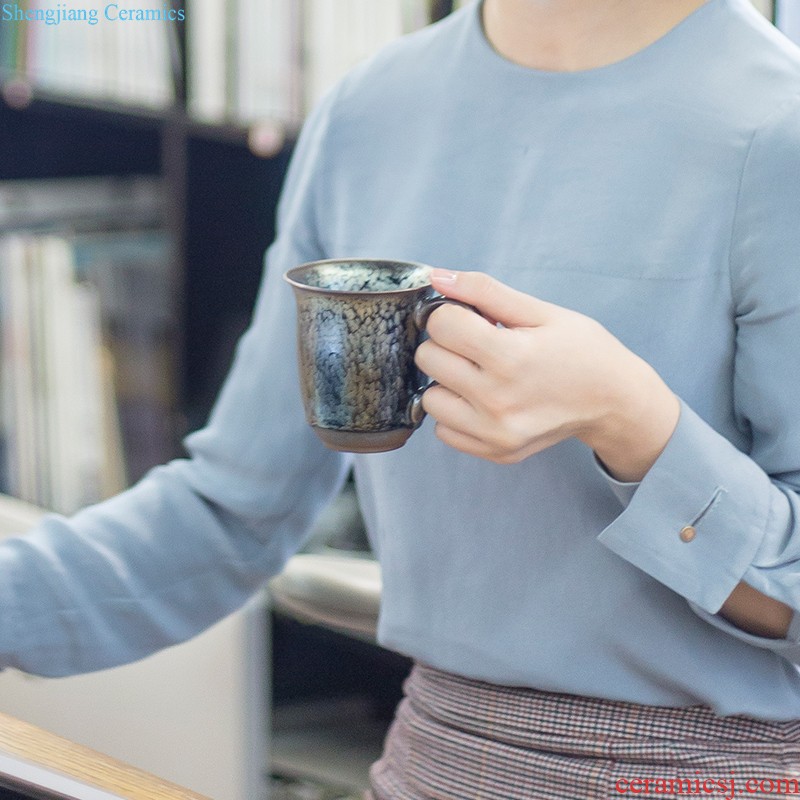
[432,422,516,464]
[415,339,485,399]
[421,383,481,430]
[423,304,505,368]
[430,269,559,329]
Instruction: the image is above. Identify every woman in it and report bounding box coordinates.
[2,0,800,797]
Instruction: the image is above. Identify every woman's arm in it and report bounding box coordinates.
[721,582,791,639]
[416,268,795,644]
[0,85,351,677]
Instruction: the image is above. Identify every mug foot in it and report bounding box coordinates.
[312,426,413,453]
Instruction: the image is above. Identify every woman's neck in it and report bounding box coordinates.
[481,0,710,72]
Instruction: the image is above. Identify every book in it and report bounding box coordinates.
[186,0,228,122]
[0,177,174,514]
[72,228,176,488]
[185,0,433,129]
[0,2,174,109]
[0,233,118,513]
[303,0,407,115]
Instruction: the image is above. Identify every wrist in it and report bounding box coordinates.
[581,360,680,483]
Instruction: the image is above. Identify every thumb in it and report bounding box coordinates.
[430,269,557,328]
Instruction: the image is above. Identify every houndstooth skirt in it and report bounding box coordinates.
[366,663,800,800]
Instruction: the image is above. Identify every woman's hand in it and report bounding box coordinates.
[415,269,680,481]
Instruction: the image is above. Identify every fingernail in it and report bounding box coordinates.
[431,268,458,285]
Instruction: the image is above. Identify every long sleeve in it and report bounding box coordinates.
[597,95,800,661]
[0,87,351,677]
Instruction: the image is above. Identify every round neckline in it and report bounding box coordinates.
[468,0,722,80]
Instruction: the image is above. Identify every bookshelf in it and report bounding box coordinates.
[0,2,449,797]
[0,0,457,468]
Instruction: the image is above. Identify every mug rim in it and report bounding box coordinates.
[283,257,434,296]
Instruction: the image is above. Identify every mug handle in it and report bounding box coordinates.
[407,293,479,428]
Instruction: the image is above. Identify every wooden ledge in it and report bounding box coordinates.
[0,712,211,800]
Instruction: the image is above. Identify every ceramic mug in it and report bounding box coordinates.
[284,258,466,453]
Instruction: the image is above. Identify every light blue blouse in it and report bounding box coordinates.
[3,0,800,719]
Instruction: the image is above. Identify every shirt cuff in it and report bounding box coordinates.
[593,454,640,507]
[597,399,773,615]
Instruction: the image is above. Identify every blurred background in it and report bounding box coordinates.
[0,2,797,799]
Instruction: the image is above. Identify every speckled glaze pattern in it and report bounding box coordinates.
[284,259,436,453]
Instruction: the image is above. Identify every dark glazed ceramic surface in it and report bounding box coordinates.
[285,259,434,453]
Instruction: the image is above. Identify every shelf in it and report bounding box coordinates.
[1,75,296,156]
[0,75,171,128]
